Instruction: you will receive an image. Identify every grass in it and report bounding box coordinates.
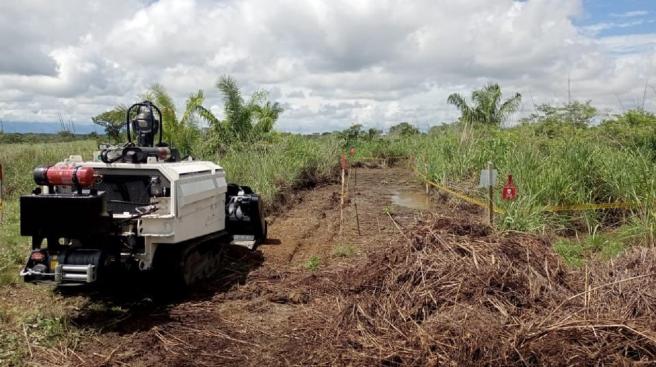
[341,115,656,266]
[0,287,83,365]
[555,234,626,267]
[2,124,654,267]
[304,256,321,271]
[333,244,357,258]
[554,223,648,267]
[208,134,341,205]
[413,124,656,235]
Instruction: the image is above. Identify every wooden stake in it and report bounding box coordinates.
[22,324,33,358]
[353,166,360,236]
[345,165,350,200]
[584,264,590,310]
[340,167,345,235]
[423,161,430,195]
[487,161,494,226]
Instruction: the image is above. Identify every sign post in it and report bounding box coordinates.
[487,162,494,225]
[479,162,497,226]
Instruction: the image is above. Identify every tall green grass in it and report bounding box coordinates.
[408,125,656,235]
[211,134,341,205]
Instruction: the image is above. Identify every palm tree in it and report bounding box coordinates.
[215,75,283,139]
[142,84,179,145]
[141,85,218,155]
[181,90,219,127]
[447,83,521,126]
[216,76,254,140]
[92,105,127,142]
[252,101,283,134]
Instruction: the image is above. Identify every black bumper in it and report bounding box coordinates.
[20,192,111,238]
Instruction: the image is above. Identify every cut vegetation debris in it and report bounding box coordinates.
[206,215,656,366]
[314,216,656,365]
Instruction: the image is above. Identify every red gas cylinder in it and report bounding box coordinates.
[502,175,517,201]
[33,165,96,188]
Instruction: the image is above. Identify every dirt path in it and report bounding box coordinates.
[41,165,435,366]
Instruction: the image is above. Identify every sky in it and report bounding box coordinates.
[0,0,654,133]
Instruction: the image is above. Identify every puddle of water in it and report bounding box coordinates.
[390,191,430,210]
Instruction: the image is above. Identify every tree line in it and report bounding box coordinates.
[91,78,656,152]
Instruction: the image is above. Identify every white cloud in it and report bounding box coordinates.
[581,19,646,36]
[0,0,654,132]
[611,10,649,18]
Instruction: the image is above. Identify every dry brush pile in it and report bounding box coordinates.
[304,216,656,366]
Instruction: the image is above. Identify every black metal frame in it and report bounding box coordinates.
[125,101,163,147]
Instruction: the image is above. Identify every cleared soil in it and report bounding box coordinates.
[37,165,436,366]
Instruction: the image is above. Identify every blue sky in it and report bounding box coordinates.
[577,0,656,36]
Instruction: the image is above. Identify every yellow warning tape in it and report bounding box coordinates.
[414,167,639,214]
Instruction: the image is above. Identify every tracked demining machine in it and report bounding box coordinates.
[19,101,266,288]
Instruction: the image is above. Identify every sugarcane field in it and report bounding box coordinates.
[2,1,656,366]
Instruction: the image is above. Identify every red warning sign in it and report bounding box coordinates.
[502,175,517,201]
